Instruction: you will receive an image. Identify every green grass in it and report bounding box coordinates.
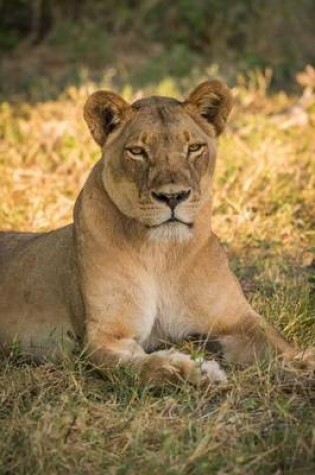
[0,66,315,473]
[1,359,314,474]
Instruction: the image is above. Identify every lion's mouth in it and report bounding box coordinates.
[147,215,194,229]
[166,216,193,227]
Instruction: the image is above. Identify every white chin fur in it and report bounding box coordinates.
[147,222,193,243]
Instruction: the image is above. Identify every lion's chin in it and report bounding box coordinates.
[147,222,193,243]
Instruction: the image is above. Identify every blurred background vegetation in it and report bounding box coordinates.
[0,0,314,100]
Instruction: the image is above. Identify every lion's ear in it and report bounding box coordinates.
[83,91,130,146]
[185,80,233,136]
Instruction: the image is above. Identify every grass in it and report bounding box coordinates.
[0,66,315,474]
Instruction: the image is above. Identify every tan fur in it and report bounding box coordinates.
[0,81,314,384]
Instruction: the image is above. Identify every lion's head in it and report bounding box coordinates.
[84,81,232,241]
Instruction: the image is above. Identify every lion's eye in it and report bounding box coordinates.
[126,147,146,160]
[188,143,204,153]
[126,146,145,156]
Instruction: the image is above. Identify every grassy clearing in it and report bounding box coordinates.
[0,68,315,473]
[0,359,314,474]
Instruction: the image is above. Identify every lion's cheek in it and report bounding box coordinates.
[198,174,213,205]
[105,175,139,217]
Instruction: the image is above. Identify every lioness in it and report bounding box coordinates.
[0,81,314,384]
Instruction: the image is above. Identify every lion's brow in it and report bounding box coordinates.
[155,106,182,129]
[156,106,168,125]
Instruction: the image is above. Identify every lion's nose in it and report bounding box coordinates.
[151,189,191,210]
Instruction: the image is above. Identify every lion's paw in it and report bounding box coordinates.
[143,349,227,386]
[199,359,228,383]
[283,348,315,373]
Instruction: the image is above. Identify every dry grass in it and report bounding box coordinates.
[0,68,315,474]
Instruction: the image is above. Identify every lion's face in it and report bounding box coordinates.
[84,81,232,241]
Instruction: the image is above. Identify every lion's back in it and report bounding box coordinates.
[0,231,44,270]
[0,225,84,358]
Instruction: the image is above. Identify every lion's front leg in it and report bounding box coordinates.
[216,310,295,363]
[204,310,315,372]
[86,324,227,386]
[184,237,315,373]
